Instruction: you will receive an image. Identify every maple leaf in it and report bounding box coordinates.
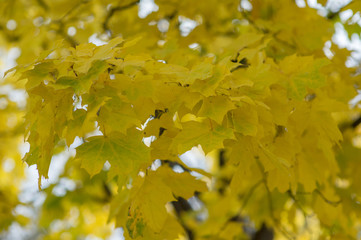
[198,95,235,124]
[129,167,207,232]
[172,120,235,154]
[75,130,150,178]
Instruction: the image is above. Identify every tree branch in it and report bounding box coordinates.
[315,189,342,207]
[59,0,90,22]
[296,189,342,207]
[254,156,295,240]
[240,180,262,213]
[171,197,194,240]
[103,0,140,36]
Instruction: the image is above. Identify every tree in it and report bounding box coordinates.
[1,0,361,239]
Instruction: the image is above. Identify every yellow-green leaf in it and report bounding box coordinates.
[76,131,150,177]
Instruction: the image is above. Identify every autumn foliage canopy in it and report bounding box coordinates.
[1,0,361,239]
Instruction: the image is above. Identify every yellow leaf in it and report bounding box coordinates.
[172,120,235,154]
[76,130,150,178]
[131,172,174,232]
[98,98,141,134]
[198,96,235,124]
[157,167,208,199]
[229,104,258,136]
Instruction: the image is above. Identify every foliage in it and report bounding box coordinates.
[1,0,361,239]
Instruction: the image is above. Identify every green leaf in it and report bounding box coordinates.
[55,60,107,94]
[131,172,174,232]
[76,130,150,177]
[198,96,235,124]
[157,167,208,199]
[188,61,213,83]
[23,62,55,90]
[172,120,235,154]
[98,97,141,134]
[229,104,258,136]
[63,109,95,145]
[280,55,330,100]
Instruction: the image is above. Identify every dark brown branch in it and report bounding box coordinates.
[325,1,352,20]
[216,180,262,239]
[161,160,191,173]
[219,149,226,167]
[252,223,274,240]
[351,116,361,128]
[62,31,79,47]
[103,182,112,200]
[36,0,49,10]
[171,197,194,240]
[287,190,308,218]
[165,11,178,21]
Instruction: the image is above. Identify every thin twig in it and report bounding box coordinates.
[254,157,295,240]
[240,11,297,50]
[103,0,140,36]
[296,189,342,206]
[240,180,263,213]
[287,190,308,218]
[50,2,89,47]
[59,0,90,22]
[241,11,268,34]
[36,0,49,10]
[315,189,342,207]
